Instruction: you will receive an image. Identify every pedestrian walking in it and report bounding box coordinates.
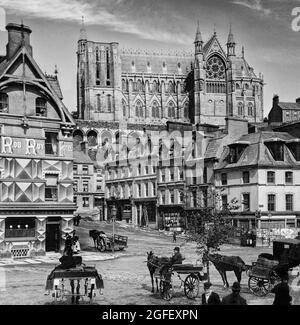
[221,282,247,305]
[271,273,292,305]
[173,231,177,243]
[201,282,221,305]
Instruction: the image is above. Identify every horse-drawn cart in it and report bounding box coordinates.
[46,265,104,304]
[90,230,128,252]
[155,263,208,301]
[248,238,300,297]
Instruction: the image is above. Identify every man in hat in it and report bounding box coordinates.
[201,282,221,305]
[221,282,247,305]
[271,272,292,305]
[170,247,184,265]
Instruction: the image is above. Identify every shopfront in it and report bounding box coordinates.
[158,206,185,232]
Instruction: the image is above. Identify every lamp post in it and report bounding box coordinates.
[111,203,117,254]
[268,213,272,248]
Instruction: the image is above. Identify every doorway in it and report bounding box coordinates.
[46,223,60,252]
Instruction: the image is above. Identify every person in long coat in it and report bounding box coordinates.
[221,282,247,305]
[201,282,221,305]
[271,273,292,305]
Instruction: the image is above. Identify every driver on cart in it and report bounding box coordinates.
[159,247,184,276]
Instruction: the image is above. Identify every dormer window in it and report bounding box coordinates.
[36,97,47,117]
[0,92,8,112]
[286,139,300,161]
[227,142,249,164]
[265,139,284,161]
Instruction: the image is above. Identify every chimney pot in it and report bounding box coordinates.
[6,23,32,59]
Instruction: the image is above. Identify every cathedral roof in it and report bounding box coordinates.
[120,51,193,75]
[230,56,257,78]
[45,75,63,100]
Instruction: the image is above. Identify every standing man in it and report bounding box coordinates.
[201,282,221,305]
[221,282,247,305]
[271,273,292,305]
[173,231,177,243]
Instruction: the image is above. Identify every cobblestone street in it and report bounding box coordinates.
[0,221,299,305]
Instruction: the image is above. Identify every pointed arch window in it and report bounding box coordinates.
[152,101,160,118]
[137,80,143,92]
[168,81,175,93]
[36,97,47,117]
[184,101,189,118]
[135,100,144,118]
[206,55,226,80]
[96,94,101,112]
[107,95,112,112]
[122,100,127,117]
[87,130,98,147]
[152,80,158,93]
[248,102,254,116]
[168,102,176,118]
[238,102,244,116]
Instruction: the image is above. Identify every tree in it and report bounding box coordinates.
[184,189,239,281]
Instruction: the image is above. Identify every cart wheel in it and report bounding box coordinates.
[248,276,271,296]
[159,279,172,301]
[97,238,106,252]
[89,284,95,304]
[184,274,199,299]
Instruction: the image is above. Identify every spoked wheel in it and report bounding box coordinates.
[159,279,172,301]
[248,276,271,296]
[184,274,200,299]
[97,238,106,252]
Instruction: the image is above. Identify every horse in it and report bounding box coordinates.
[204,253,248,288]
[89,230,105,249]
[146,251,161,293]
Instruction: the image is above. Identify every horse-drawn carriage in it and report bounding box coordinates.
[156,263,208,300]
[89,229,128,252]
[248,238,300,297]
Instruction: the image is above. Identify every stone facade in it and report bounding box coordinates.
[76,23,264,128]
[0,23,75,257]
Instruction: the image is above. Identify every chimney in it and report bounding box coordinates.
[6,23,32,59]
[273,94,279,107]
[225,117,248,140]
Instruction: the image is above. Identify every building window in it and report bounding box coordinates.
[238,102,244,116]
[170,190,174,204]
[192,191,197,207]
[145,184,149,197]
[122,100,127,117]
[45,132,58,155]
[137,184,141,197]
[179,191,185,203]
[107,95,112,112]
[138,164,142,176]
[83,197,89,207]
[96,94,101,112]
[83,181,89,192]
[184,101,189,118]
[170,168,174,181]
[168,102,176,118]
[179,167,184,180]
[0,92,8,112]
[161,191,165,204]
[268,194,276,212]
[83,165,89,175]
[265,142,284,161]
[286,194,294,211]
[135,100,144,118]
[285,171,293,184]
[36,97,47,117]
[73,196,77,205]
[267,171,275,184]
[152,182,156,196]
[152,101,160,118]
[45,175,58,201]
[161,169,165,182]
[221,173,227,185]
[242,171,250,184]
[5,217,36,238]
[242,193,250,211]
[221,195,228,210]
[73,165,78,175]
[73,180,78,192]
[248,103,254,116]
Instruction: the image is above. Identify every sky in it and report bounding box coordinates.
[0,0,299,117]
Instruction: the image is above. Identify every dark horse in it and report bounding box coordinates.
[89,230,105,249]
[204,253,248,288]
[146,251,170,293]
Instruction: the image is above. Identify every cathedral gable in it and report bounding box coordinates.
[203,36,226,60]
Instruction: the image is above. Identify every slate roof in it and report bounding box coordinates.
[45,75,63,100]
[278,102,300,110]
[73,150,94,164]
[215,131,299,170]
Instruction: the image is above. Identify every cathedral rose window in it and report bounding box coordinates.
[206,56,225,80]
